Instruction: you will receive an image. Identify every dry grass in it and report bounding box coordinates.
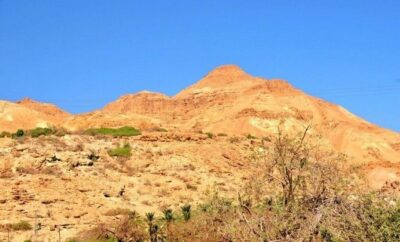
[104,208,133,216]
[0,160,13,178]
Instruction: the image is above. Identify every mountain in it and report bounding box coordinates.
[17,98,70,122]
[0,100,47,132]
[0,98,70,132]
[64,65,399,165]
[1,65,399,240]
[1,65,399,165]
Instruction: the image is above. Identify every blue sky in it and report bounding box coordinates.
[0,0,399,131]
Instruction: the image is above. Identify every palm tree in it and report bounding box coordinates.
[181,204,191,221]
[163,209,174,240]
[163,209,173,222]
[145,212,158,242]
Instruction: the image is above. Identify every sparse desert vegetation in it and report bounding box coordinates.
[85,127,141,137]
[0,128,391,242]
[63,129,400,242]
[108,143,132,157]
[29,127,54,138]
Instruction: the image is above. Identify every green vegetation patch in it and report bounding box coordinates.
[108,144,132,157]
[85,126,141,137]
[12,129,25,138]
[29,127,54,138]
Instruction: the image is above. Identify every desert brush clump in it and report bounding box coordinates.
[104,208,134,217]
[85,126,141,137]
[153,127,168,132]
[0,131,11,138]
[205,132,214,139]
[246,133,257,139]
[68,193,400,241]
[108,143,132,157]
[11,220,32,231]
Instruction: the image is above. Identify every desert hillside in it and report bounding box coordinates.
[64,65,400,165]
[0,65,399,241]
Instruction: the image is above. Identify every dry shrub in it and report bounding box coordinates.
[72,143,84,152]
[41,166,62,175]
[15,165,37,175]
[104,208,133,216]
[79,214,146,242]
[0,160,13,178]
[168,213,234,242]
[11,220,32,231]
[186,183,198,191]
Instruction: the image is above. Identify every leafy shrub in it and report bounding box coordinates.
[29,127,53,137]
[85,126,141,137]
[15,129,25,138]
[11,220,32,231]
[108,144,132,157]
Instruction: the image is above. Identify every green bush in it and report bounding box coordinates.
[206,132,214,139]
[85,126,141,137]
[29,127,53,138]
[11,220,32,231]
[108,144,132,157]
[15,129,25,138]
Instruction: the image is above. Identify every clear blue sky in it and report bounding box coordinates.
[0,0,399,131]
